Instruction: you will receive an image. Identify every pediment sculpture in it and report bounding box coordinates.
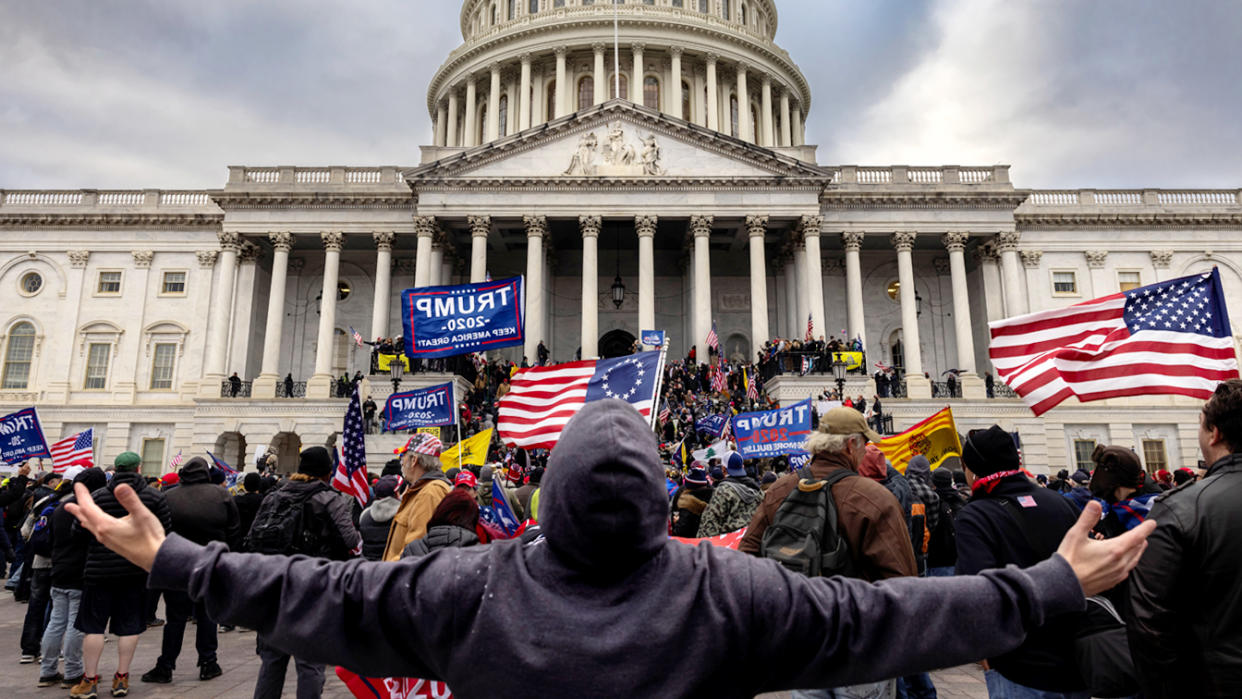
[564,122,665,176]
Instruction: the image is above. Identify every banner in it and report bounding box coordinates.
[831,351,864,371]
[440,428,493,471]
[731,398,813,459]
[877,406,962,474]
[383,383,456,432]
[401,277,524,359]
[691,439,730,464]
[0,407,51,465]
[640,329,665,347]
[671,527,746,550]
[335,667,453,699]
[788,450,812,470]
[694,414,728,437]
[417,427,441,440]
[376,353,411,372]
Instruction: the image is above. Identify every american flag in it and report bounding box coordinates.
[349,326,363,348]
[711,361,728,393]
[745,367,759,402]
[333,383,371,507]
[167,449,183,472]
[989,269,1239,416]
[705,321,719,353]
[498,350,662,450]
[658,401,671,424]
[805,313,813,342]
[49,429,93,473]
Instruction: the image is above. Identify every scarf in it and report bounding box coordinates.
[970,469,1026,495]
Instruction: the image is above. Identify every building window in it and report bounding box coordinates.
[1118,270,1142,292]
[84,342,110,390]
[491,4,498,24]
[150,343,176,390]
[554,0,565,6]
[2,322,35,390]
[97,270,122,294]
[750,104,760,140]
[1073,439,1096,470]
[529,0,539,13]
[546,83,557,118]
[730,94,739,137]
[478,103,488,143]
[508,0,515,20]
[578,76,594,110]
[643,76,659,109]
[1141,439,1167,474]
[672,0,683,6]
[141,438,165,474]
[699,0,709,11]
[721,0,729,20]
[610,73,628,100]
[682,81,691,120]
[740,3,746,23]
[1052,270,1078,296]
[643,0,654,4]
[161,271,186,295]
[890,338,905,374]
[19,271,43,296]
[499,94,509,136]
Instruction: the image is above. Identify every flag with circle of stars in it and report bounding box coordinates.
[1123,271,1231,338]
[583,351,663,413]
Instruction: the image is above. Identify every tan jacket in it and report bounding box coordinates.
[382,475,452,562]
[739,452,917,581]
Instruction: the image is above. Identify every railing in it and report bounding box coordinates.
[1,190,217,209]
[295,169,331,184]
[1095,191,1141,205]
[221,380,253,398]
[888,380,907,399]
[757,350,867,380]
[229,166,404,187]
[1027,189,1242,206]
[1158,191,1237,205]
[159,192,211,205]
[831,165,1008,185]
[991,383,1019,399]
[931,381,962,399]
[277,381,307,398]
[3,192,84,205]
[97,192,144,205]
[244,169,280,183]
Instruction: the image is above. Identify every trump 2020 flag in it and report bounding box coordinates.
[989,269,1239,415]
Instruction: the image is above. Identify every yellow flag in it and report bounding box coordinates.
[876,407,962,474]
[440,428,494,471]
[376,353,410,372]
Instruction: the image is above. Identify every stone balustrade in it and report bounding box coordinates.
[0,189,219,209]
[1026,189,1242,207]
[226,166,406,188]
[831,165,1010,186]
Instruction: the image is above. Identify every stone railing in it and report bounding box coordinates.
[0,189,218,209]
[228,166,406,188]
[1027,189,1242,207]
[830,165,1010,186]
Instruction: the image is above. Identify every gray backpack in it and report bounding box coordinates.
[760,470,858,578]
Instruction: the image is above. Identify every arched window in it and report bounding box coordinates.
[578,76,594,110]
[740,3,746,24]
[643,76,660,110]
[2,322,35,390]
[610,73,629,100]
[730,94,739,137]
[681,81,691,120]
[546,82,557,118]
[498,94,509,136]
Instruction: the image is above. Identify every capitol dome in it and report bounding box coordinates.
[427,0,811,153]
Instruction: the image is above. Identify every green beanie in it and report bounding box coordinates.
[114,451,142,472]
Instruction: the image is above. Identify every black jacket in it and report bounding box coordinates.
[1129,452,1242,698]
[400,525,480,559]
[358,497,399,561]
[250,477,360,561]
[49,495,89,590]
[0,474,30,527]
[234,491,265,538]
[954,474,1086,692]
[926,486,967,568]
[164,465,242,549]
[83,472,173,583]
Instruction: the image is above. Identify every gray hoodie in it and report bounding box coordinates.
[147,399,1085,697]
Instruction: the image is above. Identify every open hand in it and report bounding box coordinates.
[1057,500,1155,597]
[65,482,166,571]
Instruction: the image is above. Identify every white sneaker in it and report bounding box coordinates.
[19,654,35,664]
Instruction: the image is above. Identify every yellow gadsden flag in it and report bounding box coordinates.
[440,428,493,471]
[877,407,962,474]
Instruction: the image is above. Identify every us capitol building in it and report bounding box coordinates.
[2,0,1240,474]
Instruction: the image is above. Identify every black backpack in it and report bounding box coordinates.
[760,470,858,578]
[244,486,322,555]
[27,499,58,558]
[927,497,957,562]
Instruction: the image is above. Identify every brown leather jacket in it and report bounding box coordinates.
[740,452,917,581]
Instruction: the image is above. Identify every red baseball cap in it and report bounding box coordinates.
[454,471,477,489]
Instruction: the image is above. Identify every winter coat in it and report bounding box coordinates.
[359,497,399,561]
[164,463,242,549]
[927,486,968,569]
[741,452,918,582]
[954,473,1086,692]
[400,525,480,559]
[83,472,173,583]
[49,494,88,589]
[147,398,1087,698]
[695,477,760,538]
[512,483,538,521]
[904,456,940,535]
[382,471,452,562]
[1129,452,1242,698]
[670,484,714,538]
[234,491,265,538]
[251,476,361,560]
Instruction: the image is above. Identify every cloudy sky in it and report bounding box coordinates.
[2,0,1239,190]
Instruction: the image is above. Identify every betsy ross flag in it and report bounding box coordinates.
[805,314,813,342]
[705,321,719,353]
[50,429,93,473]
[498,350,662,450]
[990,269,1239,416]
[333,383,371,508]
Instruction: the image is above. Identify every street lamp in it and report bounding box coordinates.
[831,352,848,400]
[389,357,404,395]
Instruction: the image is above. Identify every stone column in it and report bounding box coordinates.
[690,215,714,351]
[893,232,931,398]
[413,216,435,287]
[1085,249,1109,299]
[802,216,826,340]
[371,231,395,341]
[631,43,644,102]
[524,216,547,361]
[843,231,866,350]
[519,53,533,131]
[435,103,448,146]
[252,232,292,398]
[779,89,792,147]
[669,47,683,118]
[593,43,607,106]
[580,215,602,358]
[486,63,502,142]
[428,236,444,287]
[793,237,808,336]
[463,77,478,147]
[308,231,343,398]
[468,216,490,283]
[202,231,240,384]
[705,53,719,131]
[736,62,751,142]
[997,231,1027,316]
[636,215,657,343]
[944,232,984,398]
[792,105,804,146]
[446,87,460,147]
[759,74,773,147]
[746,215,770,347]
[554,47,568,117]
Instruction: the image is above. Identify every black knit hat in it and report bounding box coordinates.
[298,446,334,479]
[932,468,954,489]
[961,425,1021,478]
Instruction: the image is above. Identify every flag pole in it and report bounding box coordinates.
[650,339,669,433]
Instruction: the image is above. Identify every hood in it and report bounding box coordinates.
[366,497,400,523]
[178,457,212,485]
[906,455,932,483]
[542,399,666,576]
[108,470,147,493]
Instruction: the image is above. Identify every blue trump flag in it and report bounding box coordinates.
[731,398,813,459]
[695,414,728,437]
[640,329,665,347]
[0,407,52,465]
[401,276,524,359]
[383,382,456,432]
[788,450,813,471]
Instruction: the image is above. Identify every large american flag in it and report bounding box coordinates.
[989,269,1238,416]
[50,429,93,473]
[498,350,662,450]
[711,361,728,393]
[745,367,759,402]
[705,321,719,352]
[333,383,371,507]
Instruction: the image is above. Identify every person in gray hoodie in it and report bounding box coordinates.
[66,399,1155,698]
[357,477,400,561]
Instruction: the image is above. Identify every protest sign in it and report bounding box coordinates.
[731,398,812,459]
[401,277,524,359]
[0,407,51,465]
[383,383,456,431]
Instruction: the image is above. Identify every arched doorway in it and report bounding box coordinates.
[212,432,247,473]
[269,432,302,475]
[599,329,637,359]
